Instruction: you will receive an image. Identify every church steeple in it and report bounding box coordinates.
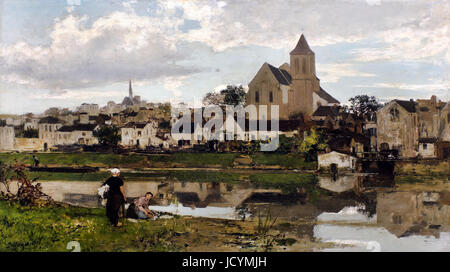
[129,80,133,98]
[290,34,314,55]
[290,34,316,78]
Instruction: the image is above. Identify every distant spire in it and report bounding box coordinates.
[129,80,133,98]
[290,34,314,55]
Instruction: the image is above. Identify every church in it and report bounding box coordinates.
[246,34,339,120]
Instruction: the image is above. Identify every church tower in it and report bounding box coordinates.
[129,80,133,98]
[290,34,316,79]
[288,34,320,117]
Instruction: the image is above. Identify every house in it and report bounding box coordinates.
[24,118,40,130]
[246,34,339,121]
[0,125,15,151]
[318,151,357,170]
[377,96,449,158]
[55,124,99,146]
[38,116,63,150]
[77,103,99,116]
[377,99,419,158]
[120,122,160,149]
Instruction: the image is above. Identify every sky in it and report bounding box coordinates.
[0,0,449,114]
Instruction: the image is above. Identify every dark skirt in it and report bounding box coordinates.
[106,193,124,226]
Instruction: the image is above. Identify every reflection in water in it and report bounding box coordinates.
[3,179,448,251]
[376,190,449,238]
[315,190,450,252]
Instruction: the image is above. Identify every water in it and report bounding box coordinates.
[1,179,448,251]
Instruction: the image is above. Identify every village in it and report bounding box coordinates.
[1,35,449,162]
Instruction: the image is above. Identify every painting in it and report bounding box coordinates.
[0,0,449,255]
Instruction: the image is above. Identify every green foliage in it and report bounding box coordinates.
[203,85,246,106]
[0,152,316,169]
[250,153,316,170]
[277,134,296,153]
[0,201,184,252]
[298,128,328,161]
[347,94,382,120]
[93,125,121,146]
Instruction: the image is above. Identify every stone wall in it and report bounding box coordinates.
[14,138,43,151]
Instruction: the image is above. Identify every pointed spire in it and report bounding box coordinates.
[290,34,314,55]
[129,80,133,98]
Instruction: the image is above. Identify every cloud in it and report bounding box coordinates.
[29,90,124,100]
[0,12,199,90]
[354,79,450,101]
[317,63,376,83]
[162,0,447,54]
[354,81,449,92]
[351,1,450,63]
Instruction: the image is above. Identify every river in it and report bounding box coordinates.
[1,178,449,252]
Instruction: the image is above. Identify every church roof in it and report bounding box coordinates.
[267,63,292,85]
[316,87,340,104]
[290,34,314,55]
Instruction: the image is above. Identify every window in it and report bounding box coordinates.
[423,144,427,150]
[302,58,306,74]
[138,131,142,137]
[389,107,400,121]
[82,132,86,136]
[294,58,299,73]
[269,91,273,102]
[255,91,259,103]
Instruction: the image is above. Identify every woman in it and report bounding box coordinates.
[103,168,126,227]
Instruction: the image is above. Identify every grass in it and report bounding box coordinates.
[0,152,316,169]
[395,160,450,177]
[251,153,316,170]
[249,173,317,193]
[0,200,186,252]
[0,199,332,252]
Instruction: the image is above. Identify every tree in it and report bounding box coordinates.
[203,85,246,106]
[202,92,225,106]
[298,127,328,161]
[347,95,382,121]
[44,107,61,117]
[93,125,121,146]
[23,128,38,138]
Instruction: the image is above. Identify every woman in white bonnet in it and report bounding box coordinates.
[102,168,126,227]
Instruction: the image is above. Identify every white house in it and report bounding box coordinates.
[318,151,357,170]
[120,122,159,149]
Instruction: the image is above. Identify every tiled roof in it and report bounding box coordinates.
[38,116,61,124]
[267,63,292,85]
[57,124,97,132]
[122,122,147,129]
[312,106,340,117]
[394,100,416,113]
[316,87,340,104]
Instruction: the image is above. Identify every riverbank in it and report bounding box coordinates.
[0,152,316,170]
[0,200,332,252]
[394,160,449,190]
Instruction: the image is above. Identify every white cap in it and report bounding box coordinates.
[110,168,120,175]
